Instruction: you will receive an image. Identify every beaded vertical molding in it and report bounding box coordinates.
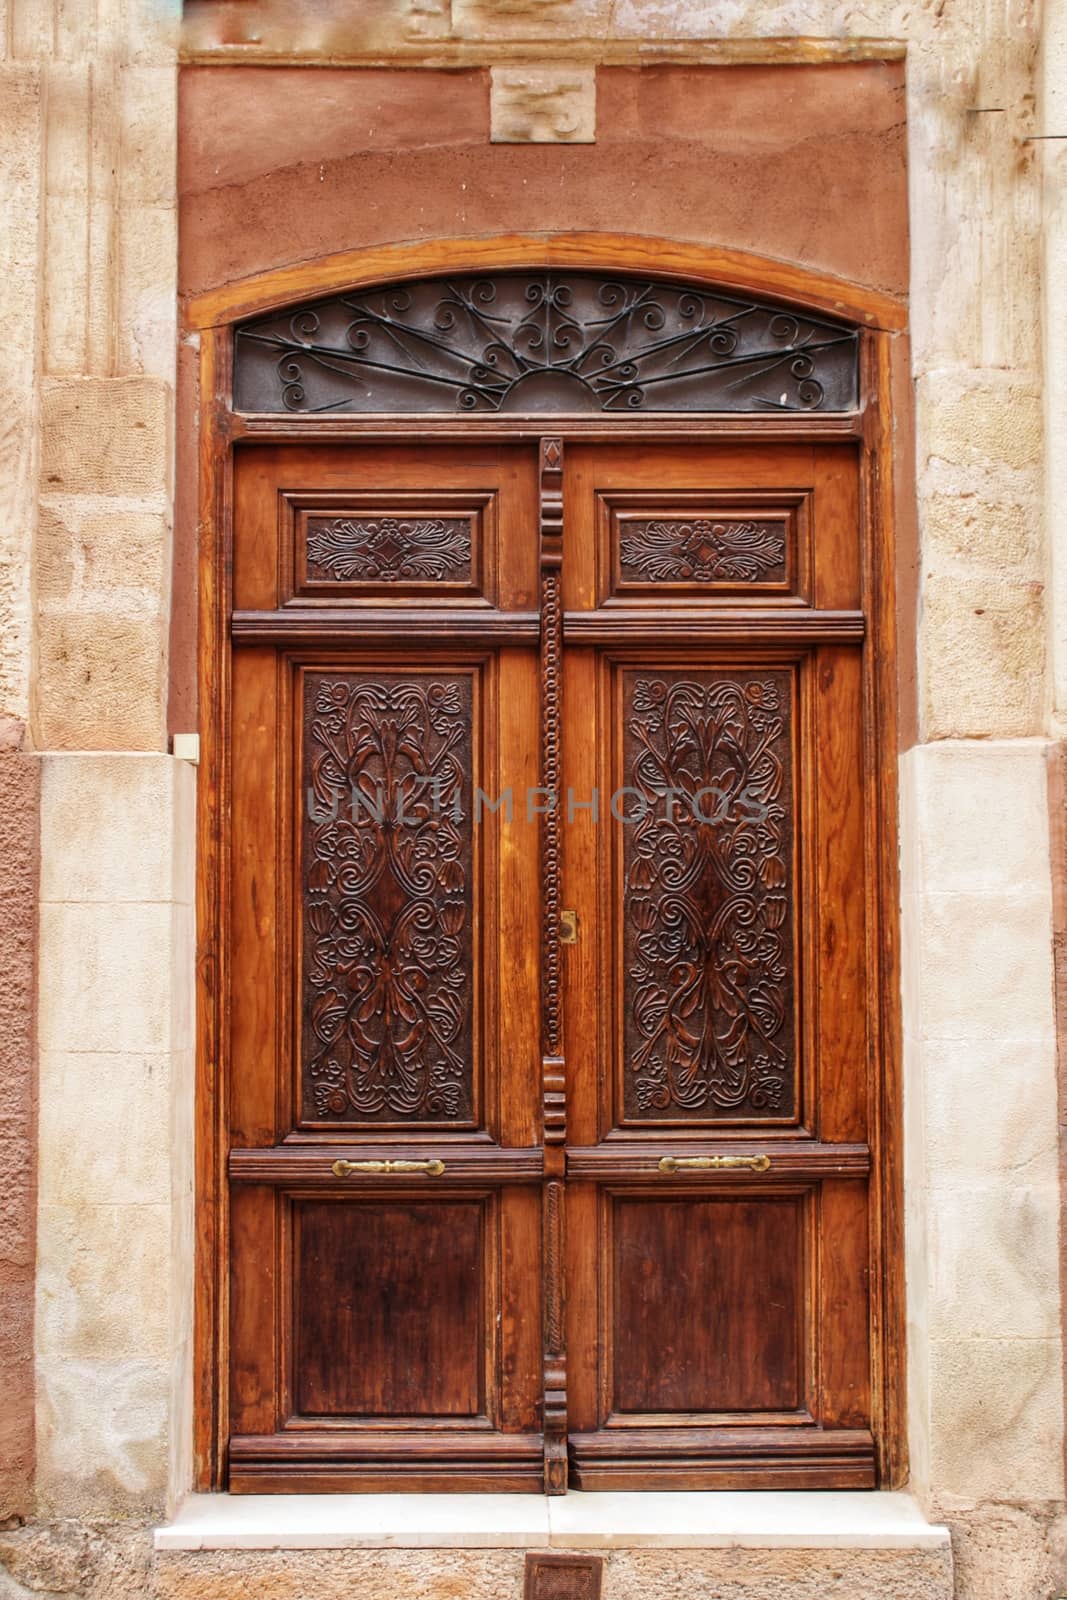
[539,436,567,1493]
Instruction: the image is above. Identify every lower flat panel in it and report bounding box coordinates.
[295,1198,485,1419]
[609,1193,805,1417]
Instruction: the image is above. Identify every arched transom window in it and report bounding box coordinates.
[233,271,860,414]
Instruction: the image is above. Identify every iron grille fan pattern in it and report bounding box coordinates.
[233,272,860,414]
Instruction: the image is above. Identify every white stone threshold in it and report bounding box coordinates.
[156,1490,948,1552]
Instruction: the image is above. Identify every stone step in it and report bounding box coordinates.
[0,1495,955,1600]
[149,1491,954,1600]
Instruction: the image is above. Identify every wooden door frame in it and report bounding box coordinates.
[186,231,908,1493]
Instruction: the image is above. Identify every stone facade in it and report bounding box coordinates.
[0,1,1064,1597]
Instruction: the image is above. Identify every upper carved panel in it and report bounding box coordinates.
[306,515,473,584]
[619,518,787,586]
[621,668,796,1122]
[234,273,859,414]
[301,671,475,1125]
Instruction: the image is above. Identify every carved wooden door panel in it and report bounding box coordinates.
[560,441,876,1488]
[227,442,546,1491]
[225,434,876,1493]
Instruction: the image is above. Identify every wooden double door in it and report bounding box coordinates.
[226,434,876,1492]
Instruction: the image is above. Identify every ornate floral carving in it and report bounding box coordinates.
[306,515,472,583]
[622,670,795,1120]
[619,518,786,584]
[235,272,859,414]
[301,672,473,1122]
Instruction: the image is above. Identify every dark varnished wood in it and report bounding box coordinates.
[196,325,232,1485]
[539,437,569,1494]
[610,1195,804,1415]
[233,609,541,644]
[184,232,906,334]
[198,256,904,1493]
[294,1198,486,1417]
[229,1428,543,1493]
[865,333,908,1487]
[619,664,797,1122]
[561,439,878,1489]
[229,1145,544,1185]
[225,440,545,1491]
[565,1141,870,1180]
[562,608,864,642]
[567,1425,875,1490]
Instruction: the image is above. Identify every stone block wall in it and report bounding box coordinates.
[900,742,1064,1587]
[0,0,185,1524]
[35,753,194,1518]
[0,725,39,1522]
[0,1,1064,1597]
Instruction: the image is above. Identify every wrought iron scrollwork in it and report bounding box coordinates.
[234,273,859,414]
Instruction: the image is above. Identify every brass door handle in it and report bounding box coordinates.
[657,1154,771,1175]
[331,1158,446,1178]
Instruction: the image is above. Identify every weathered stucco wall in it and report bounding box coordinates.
[177,61,909,297]
[0,0,1064,1597]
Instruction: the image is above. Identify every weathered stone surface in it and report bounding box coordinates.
[35,612,166,752]
[599,1546,953,1599]
[455,0,612,41]
[41,378,170,499]
[921,492,1041,573]
[900,738,1065,1522]
[916,889,1054,1043]
[1046,3,1067,729]
[924,1038,1058,1187]
[0,742,39,1521]
[155,1547,528,1600]
[490,64,596,141]
[0,67,42,727]
[37,503,168,606]
[117,205,179,381]
[35,1358,171,1517]
[41,754,191,903]
[182,0,452,58]
[920,574,1045,739]
[36,1199,172,1360]
[929,1337,1065,1502]
[0,1525,957,1600]
[42,61,91,378]
[32,753,196,1518]
[928,1185,1062,1339]
[907,740,1051,895]
[37,1054,171,1209]
[940,1505,1067,1600]
[119,68,178,207]
[38,897,181,1055]
[920,373,1043,473]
